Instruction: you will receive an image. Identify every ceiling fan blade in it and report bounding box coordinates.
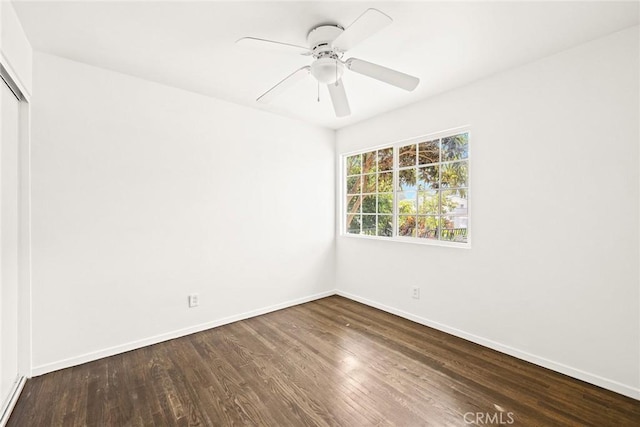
[346,58,419,91]
[328,79,351,117]
[236,37,311,56]
[331,8,392,52]
[257,66,311,104]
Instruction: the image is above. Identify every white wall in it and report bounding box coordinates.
[336,26,639,399]
[30,52,335,374]
[0,0,32,96]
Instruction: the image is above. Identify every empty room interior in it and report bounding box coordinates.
[1,0,639,425]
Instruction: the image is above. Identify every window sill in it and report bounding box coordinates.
[339,232,471,249]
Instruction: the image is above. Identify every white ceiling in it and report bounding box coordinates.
[13,1,639,129]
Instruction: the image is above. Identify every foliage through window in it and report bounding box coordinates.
[344,131,469,244]
[345,147,394,237]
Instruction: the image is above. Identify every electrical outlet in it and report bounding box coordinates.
[411,286,420,299]
[188,294,199,308]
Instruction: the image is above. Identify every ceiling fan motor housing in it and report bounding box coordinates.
[307,25,344,53]
[307,25,345,84]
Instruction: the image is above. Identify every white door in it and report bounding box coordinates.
[0,77,20,408]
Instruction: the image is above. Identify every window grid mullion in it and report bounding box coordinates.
[393,144,399,238]
[438,138,442,240]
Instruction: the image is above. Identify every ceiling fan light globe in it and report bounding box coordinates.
[311,57,344,84]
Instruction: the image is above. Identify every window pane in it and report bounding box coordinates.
[346,195,361,213]
[398,191,417,214]
[418,140,439,165]
[398,215,416,237]
[399,144,416,167]
[346,154,361,175]
[347,214,361,234]
[362,214,376,235]
[378,148,393,171]
[399,169,416,191]
[378,193,393,214]
[417,216,439,239]
[441,161,468,188]
[346,175,361,194]
[377,215,392,237]
[418,191,439,214]
[441,189,468,215]
[378,172,393,192]
[417,165,439,190]
[345,132,468,243]
[440,216,468,242]
[442,133,468,161]
[362,151,377,173]
[363,174,376,193]
[362,195,376,213]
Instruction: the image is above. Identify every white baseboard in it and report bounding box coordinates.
[0,376,26,427]
[336,290,640,401]
[31,290,336,377]
[29,288,640,401]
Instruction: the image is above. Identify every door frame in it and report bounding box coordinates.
[0,57,31,426]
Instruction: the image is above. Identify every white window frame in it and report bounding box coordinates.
[340,127,471,248]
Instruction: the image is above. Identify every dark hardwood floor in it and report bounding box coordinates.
[8,296,640,426]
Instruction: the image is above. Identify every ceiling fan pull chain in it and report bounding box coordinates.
[335,59,338,86]
[317,80,320,102]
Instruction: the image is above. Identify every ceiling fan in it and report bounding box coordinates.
[236,8,420,118]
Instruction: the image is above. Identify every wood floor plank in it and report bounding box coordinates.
[313,296,638,425]
[7,296,640,426]
[240,317,390,426]
[301,300,574,425]
[272,306,457,425]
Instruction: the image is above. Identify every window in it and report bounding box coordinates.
[343,130,469,246]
